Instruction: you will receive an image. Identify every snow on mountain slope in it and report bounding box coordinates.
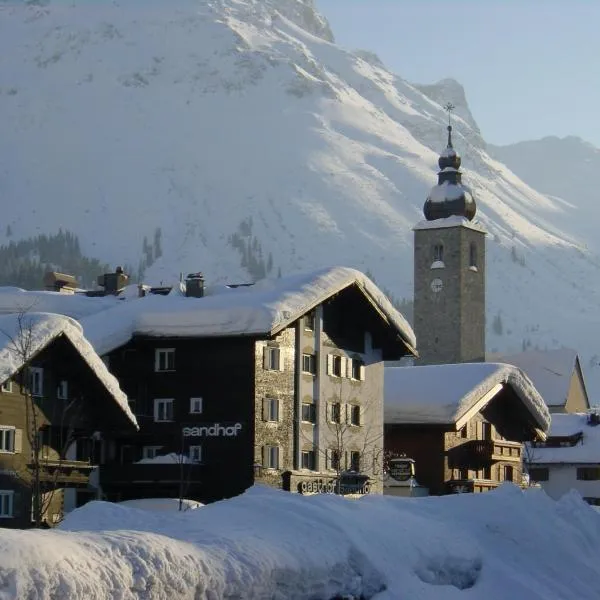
[489,136,600,253]
[2,0,600,395]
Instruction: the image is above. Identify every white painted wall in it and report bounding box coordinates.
[537,464,600,502]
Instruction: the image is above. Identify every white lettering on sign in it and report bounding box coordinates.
[182,423,243,438]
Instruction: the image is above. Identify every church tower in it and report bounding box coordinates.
[413,112,486,365]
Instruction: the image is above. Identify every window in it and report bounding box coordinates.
[263,445,279,469]
[263,346,283,371]
[577,467,600,481]
[349,451,361,472]
[301,402,316,423]
[328,449,341,471]
[189,445,202,463]
[483,465,492,480]
[433,244,444,262]
[469,242,477,268]
[0,491,14,518]
[528,467,549,482]
[262,398,280,422]
[331,355,342,377]
[351,358,365,381]
[329,402,341,424]
[154,398,174,422]
[56,380,68,400]
[155,348,175,372]
[459,424,468,439]
[0,428,15,453]
[29,367,43,397]
[504,465,514,482]
[302,353,316,375]
[584,497,600,506]
[301,450,316,470]
[1,380,12,393]
[142,446,163,460]
[304,311,316,331]
[348,405,361,426]
[190,397,203,414]
[482,422,492,440]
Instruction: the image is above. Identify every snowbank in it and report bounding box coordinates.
[0,485,599,599]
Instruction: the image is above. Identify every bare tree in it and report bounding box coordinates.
[299,376,384,493]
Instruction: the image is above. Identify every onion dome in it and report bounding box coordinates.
[423,124,476,221]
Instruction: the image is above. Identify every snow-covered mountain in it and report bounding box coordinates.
[2,0,600,396]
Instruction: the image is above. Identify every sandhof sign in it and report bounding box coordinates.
[182,423,242,438]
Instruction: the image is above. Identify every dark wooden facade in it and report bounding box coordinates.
[0,335,135,528]
[385,389,529,496]
[100,336,256,504]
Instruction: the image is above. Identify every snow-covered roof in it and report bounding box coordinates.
[529,413,600,464]
[0,287,121,320]
[413,215,486,233]
[0,313,137,428]
[384,362,550,433]
[491,348,583,409]
[79,266,416,356]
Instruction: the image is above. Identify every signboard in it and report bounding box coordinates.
[296,475,371,496]
[182,423,242,438]
[388,459,415,482]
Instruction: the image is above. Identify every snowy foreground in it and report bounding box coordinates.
[1,486,599,599]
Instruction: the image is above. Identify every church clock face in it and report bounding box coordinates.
[430,278,443,293]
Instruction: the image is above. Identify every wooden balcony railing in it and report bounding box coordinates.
[466,440,522,463]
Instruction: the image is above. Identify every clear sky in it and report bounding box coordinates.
[317,0,600,148]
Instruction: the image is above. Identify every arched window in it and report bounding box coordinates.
[433,244,444,262]
[469,242,477,268]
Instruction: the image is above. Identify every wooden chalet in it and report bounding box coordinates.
[384,362,550,495]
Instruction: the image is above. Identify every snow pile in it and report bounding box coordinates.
[0,312,136,428]
[385,362,550,433]
[0,485,599,598]
[118,498,203,512]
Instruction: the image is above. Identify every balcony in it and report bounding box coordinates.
[465,440,522,463]
[34,459,95,486]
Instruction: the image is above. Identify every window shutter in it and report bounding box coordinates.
[262,398,269,421]
[325,449,330,470]
[275,399,281,421]
[345,403,351,424]
[359,364,365,381]
[326,402,332,423]
[278,349,285,372]
[261,446,267,468]
[359,405,365,426]
[326,354,333,375]
[274,446,280,469]
[14,429,22,454]
[263,347,270,370]
[344,357,352,378]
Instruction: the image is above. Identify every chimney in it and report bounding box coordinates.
[97,266,129,295]
[185,272,205,298]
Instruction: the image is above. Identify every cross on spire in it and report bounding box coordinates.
[443,102,455,148]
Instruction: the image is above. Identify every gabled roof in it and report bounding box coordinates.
[491,348,584,409]
[0,312,137,429]
[384,362,550,434]
[529,413,600,464]
[79,266,416,356]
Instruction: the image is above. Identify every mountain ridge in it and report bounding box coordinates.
[2,0,600,395]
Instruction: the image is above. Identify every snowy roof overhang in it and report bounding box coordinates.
[384,362,551,438]
[413,215,486,233]
[0,313,137,429]
[81,266,417,357]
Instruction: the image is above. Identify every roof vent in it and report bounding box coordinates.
[588,411,600,427]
